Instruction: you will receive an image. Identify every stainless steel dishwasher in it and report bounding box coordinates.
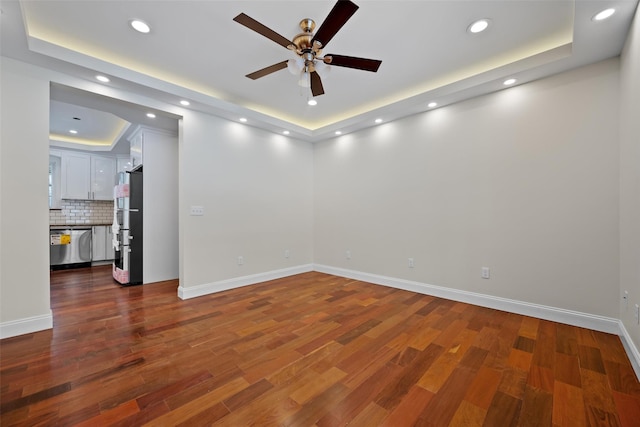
[50,227,92,269]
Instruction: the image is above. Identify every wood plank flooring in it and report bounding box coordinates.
[1,265,639,426]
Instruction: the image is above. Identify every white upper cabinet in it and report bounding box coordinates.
[61,152,91,200]
[130,132,143,169]
[60,151,116,200]
[91,156,116,200]
[117,156,133,173]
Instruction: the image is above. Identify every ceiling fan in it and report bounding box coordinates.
[233,0,382,98]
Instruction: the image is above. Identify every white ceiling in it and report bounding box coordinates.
[48,83,181,153]
[1,0,638,145]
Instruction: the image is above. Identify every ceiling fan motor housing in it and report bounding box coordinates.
[292,19,323,72]
[293,20,321,55]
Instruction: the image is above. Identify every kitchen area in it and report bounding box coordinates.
[48,84,180,286]
[48,153,132,271]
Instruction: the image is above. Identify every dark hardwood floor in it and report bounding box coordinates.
[1,265,639,426]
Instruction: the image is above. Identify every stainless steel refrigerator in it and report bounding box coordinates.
[113,168,143,285]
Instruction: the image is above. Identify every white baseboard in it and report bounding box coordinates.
[0,311,53,339]
[177,264,314,300]
[314,264,621,333]
[313,264,640,379]
[171,262,640,380]
[618,321,640,380]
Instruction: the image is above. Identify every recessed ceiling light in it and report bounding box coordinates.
[130,19,151,33]
[375,118,383,124]
[180,100,190,106]
[593,8,615,21]
[468,19,490,34]
[307,99,317,106]
[283,130,290,135]
[146,113,156,118]
[69,130,78,134]
[503,78,517,86]
[335,131,342,135]
[428,102,438,108]
[239,117,247,122]
[95,75,110,83]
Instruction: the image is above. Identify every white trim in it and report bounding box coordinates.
[172,262,640,380]
[0,312,53,339]
[314,264,640,379]
[313,264,622,334]
[618,321,640,379]
[127,124,178,140]
[177,264,314,300]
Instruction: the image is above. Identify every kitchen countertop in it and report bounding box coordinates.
[50,224,113,229]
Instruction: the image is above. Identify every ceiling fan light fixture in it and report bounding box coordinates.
[468,19,490,34]
[287,58,304,75]
[593,8,615,21]
[130,19,151,34]
[298,70,311,88]
[314,60,331,77]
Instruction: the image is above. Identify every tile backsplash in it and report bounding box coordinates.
[50,200,114,225]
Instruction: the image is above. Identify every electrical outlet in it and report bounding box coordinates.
[190,205,204,216]
[284,249,290,259]
[408,258,415,268]
[635,304,639,325]
[481,267,490,279]
[346,250,351,260]
[237,256,244,265]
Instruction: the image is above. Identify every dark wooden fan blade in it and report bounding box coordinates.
[325,54,382,72]
[246,61,288,80]
[312,0,359,48]
[233,13,293,49]
[310,71,325,97]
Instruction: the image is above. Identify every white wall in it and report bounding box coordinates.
[178,112,314,294]
[0,58,52,337]
[620,4,640,356]
[314,58,620,318]
[138,127,179,284]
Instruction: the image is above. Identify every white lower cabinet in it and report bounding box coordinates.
[106,226,115,260]
[92,225,114,262]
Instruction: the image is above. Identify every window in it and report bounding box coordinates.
[49,154,62,209]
